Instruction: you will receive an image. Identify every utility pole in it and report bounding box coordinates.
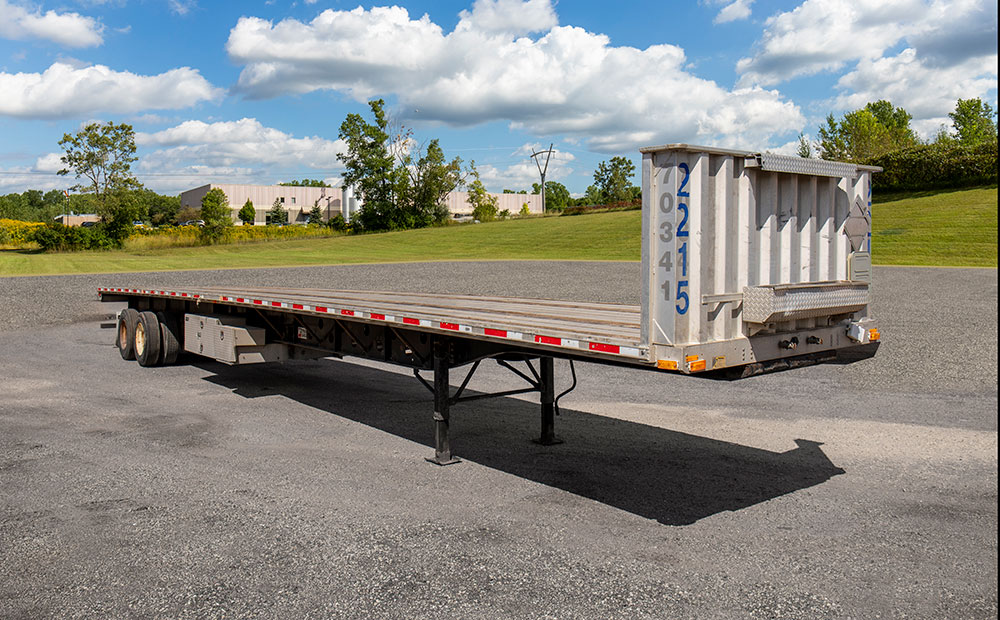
[530,143,554,213]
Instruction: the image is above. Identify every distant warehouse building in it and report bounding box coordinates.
[179,184,345,225]
[179,183,543,224]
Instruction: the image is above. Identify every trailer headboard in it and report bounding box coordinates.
[639,143,880,351]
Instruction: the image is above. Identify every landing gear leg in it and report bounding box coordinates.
[533,357,563,446]
[426,342,460,466]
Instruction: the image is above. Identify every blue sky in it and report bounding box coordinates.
[0,0,996,197]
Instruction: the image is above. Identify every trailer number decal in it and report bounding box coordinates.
[675,163,691,315]
[659,163,691,315]
[658,182,674,304]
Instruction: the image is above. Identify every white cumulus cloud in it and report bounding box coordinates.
[833,48,998,137]
[714,0,754,24]
[135,118,347,192]
[456,0,558,35]
[226,1,804,152]
[737,0,997,134]
[0,62,224,119]
[0,0,104,47]
[737,0,997,87]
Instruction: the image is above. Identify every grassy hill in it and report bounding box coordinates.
[871,187,996,267]
[0,187,994,276]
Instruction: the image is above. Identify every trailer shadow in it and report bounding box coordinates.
[199,357,844,527]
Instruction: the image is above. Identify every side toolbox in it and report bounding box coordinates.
[184,314,288,364]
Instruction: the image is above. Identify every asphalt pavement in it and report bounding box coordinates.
[0,262,996,619]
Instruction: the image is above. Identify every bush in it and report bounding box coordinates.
[31,223,115,251]
[563,199,641,216]
[200,188,233,243]
[0,219,45,247]
[867,141,998,193]
[326,214,348,232]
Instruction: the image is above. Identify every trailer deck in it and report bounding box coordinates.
[98,286,648,364]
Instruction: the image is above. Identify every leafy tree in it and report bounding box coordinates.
[308,203,323,225]
[338,99,403,231]
[402,139,463,226]
[57,122,140,196]
[466,166,498,222]
[175,206,200,224]
[543,181,571,211]
[339,99,465,231]
[57,121,143,244]
[593,156,637,204]
[949,98,998,146]
[43,189,65,210]
[326,213,347,231]
[268,197,288,225]
[200,188,232,241]
[279,179,331,187]
[0,189,65,222]
[818,100,919,162]
[139,189,179,226]
[581,184,604,206]
[238,199,256,225]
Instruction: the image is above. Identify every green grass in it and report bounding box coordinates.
[0,211,642,276]
[0,187,994,276]
[871,187,997,267]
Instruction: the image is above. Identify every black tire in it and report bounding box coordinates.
[117,308,140,361]
[135,311,162,367]
[156,311,181,365]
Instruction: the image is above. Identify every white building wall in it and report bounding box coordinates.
[179,183,543,224]
[179,184,342,225]
[442,192,543,215]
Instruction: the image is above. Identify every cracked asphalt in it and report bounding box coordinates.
[0,262,996,619]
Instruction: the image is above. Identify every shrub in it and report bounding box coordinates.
[563,200,641,216]
[200,188,233,243]
[867,141,998,193]
[326,214,347,232]
[0,219,45,247]
[31,222,114,251]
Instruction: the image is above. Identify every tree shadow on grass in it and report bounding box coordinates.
[200,357,845,526]
[0,248,44,254]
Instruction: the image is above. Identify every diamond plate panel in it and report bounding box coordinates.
[758,153,859,178]
[743,283,870,324]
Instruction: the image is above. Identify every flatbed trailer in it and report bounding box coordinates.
[99,145,881,464]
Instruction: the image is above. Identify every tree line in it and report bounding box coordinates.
[800,97,997,192]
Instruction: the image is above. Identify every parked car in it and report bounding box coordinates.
[80,221,98,228]
[179,220,205,227]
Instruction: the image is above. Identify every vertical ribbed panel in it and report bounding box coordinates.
[640,145,874,348]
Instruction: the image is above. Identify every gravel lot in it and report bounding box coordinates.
[1,262,996,619]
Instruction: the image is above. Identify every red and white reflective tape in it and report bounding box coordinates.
[96,287,644,359]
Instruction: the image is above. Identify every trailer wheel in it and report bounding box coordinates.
[156,311,181,365]
[117,308,140,360]
[135,311,162,367]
